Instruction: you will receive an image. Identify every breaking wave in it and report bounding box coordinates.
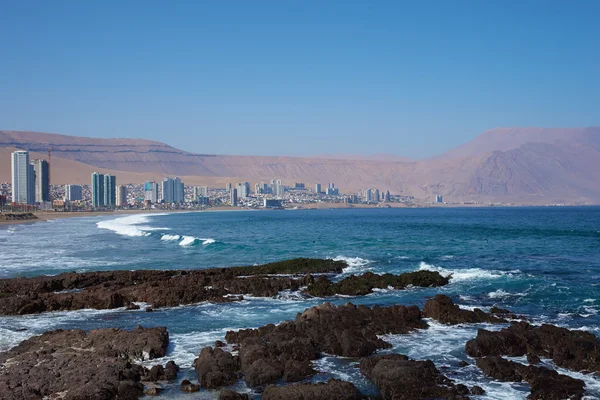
[333,256,372,274]
[96,214,169,237]
[179,236,216,247]
[418,262,520,283]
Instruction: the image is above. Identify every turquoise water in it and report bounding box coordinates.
[1,208,599,399]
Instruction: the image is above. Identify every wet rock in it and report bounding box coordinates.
[219,390,249,400]
[475,356,586,400]
[458,360,470,367]
[305,270,449,297]
[179,379,200,393]
[243,358,285,386]
[0,258,345,315]
[0,327,168,400]
[164,360,179,380]
[146,365,165,382]
[143,385,164,396]
[262,378,363,400]
[193,346,240,388]
[126,303,140,310]
[215,340,225,347]
[527,353,541,365]
[145,307,154,312]
[225,302,426,387]
[471,385,485,395]
[466,321,600,372]
[283,359,315,382]
[423,294,507,324]
[359,354,469,400]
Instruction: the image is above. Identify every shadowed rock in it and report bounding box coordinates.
[466,321,600,373]
[194,346,240,388]
[224,302,426,387]
[423,294,508,324]
[262,379,363,400]
[0,327,169,400]
[305,270,450,297]
[476,356,586,400]
[0,258,345,315]
[359,354,469,400]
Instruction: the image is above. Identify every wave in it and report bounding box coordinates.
[160,234,181,241]
[418,262,520,283]
[333,256,372,273]
[179,236,216,247]
[96,214,169,237]
[488,289,527,299]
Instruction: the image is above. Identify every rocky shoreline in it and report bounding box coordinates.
[0,213,38,222]
[0,259,598,399]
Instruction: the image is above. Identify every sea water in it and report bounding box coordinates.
[1,207,599,399]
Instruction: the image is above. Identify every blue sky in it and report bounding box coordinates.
[1,1,598,158]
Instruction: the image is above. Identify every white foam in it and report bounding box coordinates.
[418,262,519,282]
[161,234,181,241]
[440,255,455,260]
[201,238,216,245]
[488,289,527,299]
[96,214,168,237]
[179,236,198,246]
[333,256,372,274]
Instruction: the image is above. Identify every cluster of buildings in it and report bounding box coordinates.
[3,150,428,211]
[10,150,50,205]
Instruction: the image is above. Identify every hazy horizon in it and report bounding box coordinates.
[1,1,599,158]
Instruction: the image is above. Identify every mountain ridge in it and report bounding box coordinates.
[1,128,599,204]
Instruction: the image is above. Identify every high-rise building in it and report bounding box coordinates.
[226,183,232,192]
[116,185,128,207]
[384,190,391,202]
[364,188,373,202]
[32,159,50,203]
[144,181,159,203]
[435,195,443,203]
[103,174,116,207]
[315,183,322,194]
[91,172,105,208]
[237,182,250,198]
[230,188,238,207]
[11,151,35,204]
[193,186,208,202]
[162,177,184,203]
[254,183,262,195]
[65,184,83,201]
[374,189,380,203]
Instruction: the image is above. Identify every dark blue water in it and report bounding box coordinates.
[1,208,599,399]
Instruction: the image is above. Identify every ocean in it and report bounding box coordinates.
[1,207,599,399]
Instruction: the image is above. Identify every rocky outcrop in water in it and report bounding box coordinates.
[304,270,450,296]
[466,321,600,373]
[0,258,345,315]
[423,294,508,324]
[262,379,364,400]
[0,326,169,400]
[358,354,470,400]
[219,302,427,387]
[476,356,586,400]
[194,346,240,388]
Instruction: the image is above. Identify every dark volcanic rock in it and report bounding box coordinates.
[471,386,485,395]
[219,390,249,400]
[225,302,426,387]
[179,379,200,393]
[193,346,240,388]
[262,379,363,400]
[359,354,469,400]
[0,326,169,400]
[0,258,345,315]
[466,321,600,373]
[143,360,179,382]
[476,356,586,400]
[305,270,449,297]
[423,294,507,324]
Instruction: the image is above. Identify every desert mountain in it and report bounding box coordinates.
[1,128,599,204]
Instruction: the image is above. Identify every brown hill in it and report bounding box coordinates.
[1,128,599,204]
